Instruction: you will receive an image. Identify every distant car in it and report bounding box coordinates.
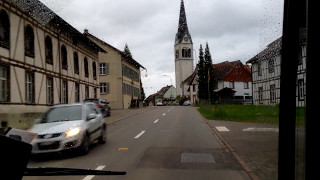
[29,103,106,155]
[156,102,163,106]
[84,98,111,117]
[183,100,191,106]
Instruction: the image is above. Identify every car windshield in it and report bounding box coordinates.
[0,0,309,179]
[39,105,82,123]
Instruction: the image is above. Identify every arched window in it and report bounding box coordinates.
[0,10,10,49]
[92,61,97,80]
[61,45,68,70]
[25,25,34,57]
[84,57,88,77]
[45,36,53,64]
[74,52,79,74]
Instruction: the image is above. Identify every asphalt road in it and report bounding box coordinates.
[23,106,250,180]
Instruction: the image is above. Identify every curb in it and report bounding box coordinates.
[194,107,260,180]
[106,107,156,125]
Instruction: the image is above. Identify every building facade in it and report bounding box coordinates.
[247,33,306,106]
[85,30,145,109]
[0,0,104,117]
[174,0,194,97]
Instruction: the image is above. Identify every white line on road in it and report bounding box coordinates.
[134,131,146,139]
[154,119,159,123]
[242,127,279,132]
[82,165,106,180]
[168,110,170,112]
[216,126,230,132]
[162,113,166,116]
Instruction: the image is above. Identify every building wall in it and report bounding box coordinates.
[251,55,281,105]
[163,86,176,99]
[0,3,99,115]
[87,36,141,109]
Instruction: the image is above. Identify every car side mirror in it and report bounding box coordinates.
[87,113,97,121]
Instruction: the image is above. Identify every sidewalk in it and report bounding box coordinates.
[205,119,278,180]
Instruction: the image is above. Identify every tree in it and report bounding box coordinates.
[140,80,146,100]
[123,43,133,59]
[197,44,208,99]
[204,42,216,101]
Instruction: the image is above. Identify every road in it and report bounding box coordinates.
[23,106,250,180]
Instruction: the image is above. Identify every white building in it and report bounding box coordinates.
[0,0,105,116]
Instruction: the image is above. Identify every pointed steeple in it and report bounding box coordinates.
[175,0,192,44]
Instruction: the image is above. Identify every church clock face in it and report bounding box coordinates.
[184,37,188,41]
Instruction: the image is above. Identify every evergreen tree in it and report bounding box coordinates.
[123,43,133,59]
[197,44,208,99]
[140,80,146,100]
[204,42,216,101]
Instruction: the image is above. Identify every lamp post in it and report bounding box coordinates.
[163,75,173,103]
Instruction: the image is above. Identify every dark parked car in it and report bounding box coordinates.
[84,98,111,117]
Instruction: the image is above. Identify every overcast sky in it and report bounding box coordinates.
[40,0,284,97]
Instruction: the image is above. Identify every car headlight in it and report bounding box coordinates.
[66,127,81,137]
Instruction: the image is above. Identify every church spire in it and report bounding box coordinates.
[175,0,192,44]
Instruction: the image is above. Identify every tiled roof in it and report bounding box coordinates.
[212,61,240,80]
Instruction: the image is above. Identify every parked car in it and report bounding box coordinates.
[183,100,191,106]
[156,102,163,106]
[29,103,106,155]
[84,98,111,117]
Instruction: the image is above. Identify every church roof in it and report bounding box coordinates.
[175,0,193,44]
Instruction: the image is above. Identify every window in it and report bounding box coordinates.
[122,64,139,81]
[268,58,275,73]
[46,77,53,105]
[75,82,80,102]
[258,87,263,104]
[92,61,97,80]
[270,84,276,103]
[26,72,34,103]
[94,88,97,98]
[0,64,9,102]
[45,36,53,64]
[244,82,249,89]
[298,79,304,100]
[258,62,262,76]
[299,45,306,64]
[74,52,79,74]
[84,57,89,77]
[182,48,191,58]
[62,80,68,104]
[100,63,109,75]
[0,10,10,49]
[85,85,89,99]
[61,45,68,70]
[24,25,34,57]
[229,81,234,89]
[100,83,109,94]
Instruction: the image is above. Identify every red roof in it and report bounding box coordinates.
[212,60,251,82]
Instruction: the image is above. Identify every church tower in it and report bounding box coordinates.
[175,0,194,97]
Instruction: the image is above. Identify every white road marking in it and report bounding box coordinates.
[162,113,166,116]
[134,131,146,139]
[242,127,279,132]
[216,126,230,132]
[168,110,170,112]
[154,119,159,123]
[82,165,106,180]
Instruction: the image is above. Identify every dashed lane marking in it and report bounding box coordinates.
[82,165,106,180]
[215,126,230,132]
[134,131,146,139]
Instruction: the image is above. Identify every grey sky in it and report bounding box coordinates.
[40,0,284,97]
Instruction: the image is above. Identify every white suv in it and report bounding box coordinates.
[29,103,106,154]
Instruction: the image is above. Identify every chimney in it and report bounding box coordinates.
[84,28,89,35]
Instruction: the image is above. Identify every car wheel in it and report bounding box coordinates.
[103,110,107,117]
[80,134,90,155]
[98,126,106,144]
[107,109,111,117]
